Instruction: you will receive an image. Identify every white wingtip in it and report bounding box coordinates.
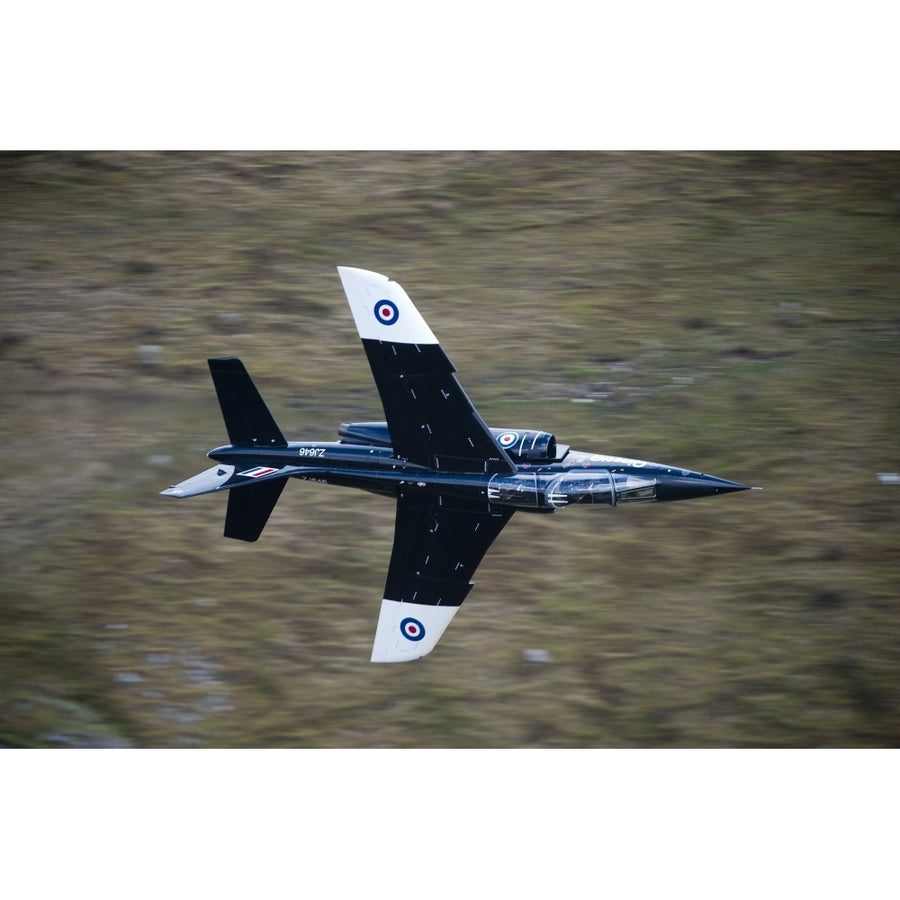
[370,599,461,662]
[337,266,438,345]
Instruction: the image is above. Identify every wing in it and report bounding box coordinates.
[370,492,515,662]
[337,267,516,476]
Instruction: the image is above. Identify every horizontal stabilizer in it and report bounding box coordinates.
[162,463,304,498]
[161,464,236,498]
[209,357,287,448]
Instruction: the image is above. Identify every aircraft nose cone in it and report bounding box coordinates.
[656,472,749,502]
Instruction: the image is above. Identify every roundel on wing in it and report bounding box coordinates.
[374,299,399,326]
[400,617,426,642]
[498,431,519,448]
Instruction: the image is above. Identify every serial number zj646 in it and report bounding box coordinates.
[298,447,326,458]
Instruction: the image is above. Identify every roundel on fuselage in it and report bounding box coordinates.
[491,428,558,462]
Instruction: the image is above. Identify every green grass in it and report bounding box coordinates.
[1,151,899,746]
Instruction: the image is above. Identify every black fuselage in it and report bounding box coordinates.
[208,439,748,511]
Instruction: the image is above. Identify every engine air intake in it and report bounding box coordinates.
[489,429,560,462]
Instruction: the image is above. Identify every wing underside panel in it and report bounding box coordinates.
[362,339,515,475]
[385,492,515,607]
[371,492,514,661]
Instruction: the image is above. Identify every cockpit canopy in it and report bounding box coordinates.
[488,471,658,509]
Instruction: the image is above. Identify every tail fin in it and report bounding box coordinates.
[209,357,287,541]
[208,357,287,448]
[224,478,286,542]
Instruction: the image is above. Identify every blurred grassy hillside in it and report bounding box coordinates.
[1,151,898,747]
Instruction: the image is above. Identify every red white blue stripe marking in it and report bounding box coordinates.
[240,466,279,478]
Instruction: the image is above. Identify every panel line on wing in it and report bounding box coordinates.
[344,275,515,474]
[383,493,515,608]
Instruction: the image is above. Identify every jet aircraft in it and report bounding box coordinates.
[163,267,751,662]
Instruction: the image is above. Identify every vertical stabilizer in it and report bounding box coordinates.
[208,357,287,448]
[224,479,286,542]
